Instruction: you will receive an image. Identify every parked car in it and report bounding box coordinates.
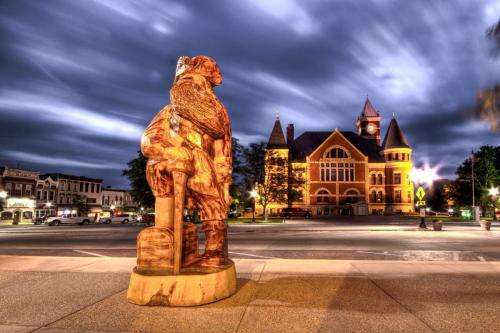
[228,209,241,218]
[34,215,56,225]
[280,207,313,219]
[99,214,136,224]
[139,213,155,226]
[46,214,94,226]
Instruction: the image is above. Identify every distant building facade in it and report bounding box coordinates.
[101,188,138,212]
[35,175,59,218]
[43,173,103,215]
[0,167,39,224]
[263,98,414,216]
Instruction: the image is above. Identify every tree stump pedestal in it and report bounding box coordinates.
[127,260,237,306]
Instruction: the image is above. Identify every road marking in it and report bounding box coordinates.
[228,251,276,259]
[356,251,401,257]
[477,256,486,262]
[73,250,107,257]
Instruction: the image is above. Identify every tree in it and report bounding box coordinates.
[122,150,154,209]
[229,137,246,210]
[257,150,288,218]
[447,145,500,215]
[474,20,500,133]
[242,143,305,219]
[73,195,89,216]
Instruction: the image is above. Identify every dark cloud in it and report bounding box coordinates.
[0,0,499,187]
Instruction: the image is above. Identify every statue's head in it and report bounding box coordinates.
[175,55,222,86]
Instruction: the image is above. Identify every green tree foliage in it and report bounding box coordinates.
[229,137,245,210]
[122,150,154,209]
[475,20,500,133]
[73,195,89,216]
[242,142,266,191]
[242,143,305,216]
[446,145,500,215]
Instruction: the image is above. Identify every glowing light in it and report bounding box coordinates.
[63,209,70,215]
[425,207,431,212]
[0,191,7,199]
[71,210,77,214]
[250,190,258,198]
[489,187,499,196]
[410,164,440,186]
[110,205,116,210]
[448,208,454,213]
[6,198,35,208]
[46,202,52,207]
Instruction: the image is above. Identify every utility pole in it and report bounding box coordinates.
[471,149,475,208]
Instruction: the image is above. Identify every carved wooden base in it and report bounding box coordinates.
[127,260,237,306]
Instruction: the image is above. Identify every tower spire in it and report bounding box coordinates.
[267,112,287,149]
[382,117,410,149]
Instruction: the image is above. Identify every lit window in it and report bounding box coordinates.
[377,191,383,203]
[326,148,348,158]
[394,173,401,184]
[395,190,402,203]
[316,190,330,204]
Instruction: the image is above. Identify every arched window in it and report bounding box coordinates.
[316,190,330,204]
[377,191,383,203]
[378,174,383,185]
[325,147,349,159]
[1,212,13,220]
[371,191,377,203]
[345,189,360,203]
[371,174,376,185]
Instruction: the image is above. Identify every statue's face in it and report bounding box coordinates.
[199,59,222,86]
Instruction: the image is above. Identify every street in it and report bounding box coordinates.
[1,216,499,261]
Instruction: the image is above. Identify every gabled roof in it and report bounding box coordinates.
[382,117,410,149]
[341,131,385,162]
[289,131,385,163]
[289,131,331,161]
[360,97,380,117]
[267,117,288,149]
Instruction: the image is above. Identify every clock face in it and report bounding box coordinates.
[366,123,377,135]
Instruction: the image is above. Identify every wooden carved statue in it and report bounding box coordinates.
[138,55,231,273]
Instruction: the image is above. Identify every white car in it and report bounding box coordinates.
[46,214,94,226]
[99,214,136,224]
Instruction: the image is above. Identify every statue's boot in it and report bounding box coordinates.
[200,221,226,267]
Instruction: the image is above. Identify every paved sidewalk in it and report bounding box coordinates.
[0,256,499,333]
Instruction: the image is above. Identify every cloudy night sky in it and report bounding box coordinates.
[0,0,499,188]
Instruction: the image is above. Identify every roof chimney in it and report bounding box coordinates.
[286,124,294,145]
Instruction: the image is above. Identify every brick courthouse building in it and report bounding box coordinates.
[264,98,414,216]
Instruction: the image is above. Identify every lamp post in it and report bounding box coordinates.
[250,190,257,223]
[410,165,439,229]
[0,191,7,213]
[489,187,498,221]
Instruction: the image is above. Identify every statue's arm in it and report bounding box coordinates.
[214,110,232,205]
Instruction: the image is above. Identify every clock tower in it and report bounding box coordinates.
[356,97,381,145]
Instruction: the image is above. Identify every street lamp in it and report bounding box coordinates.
[250,189,257,223]
[45,202,52,208]
[488,187,498,221]
[0,191,7,212]
[410,164,439,229]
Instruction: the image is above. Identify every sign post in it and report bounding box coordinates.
[416,186,427,229]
